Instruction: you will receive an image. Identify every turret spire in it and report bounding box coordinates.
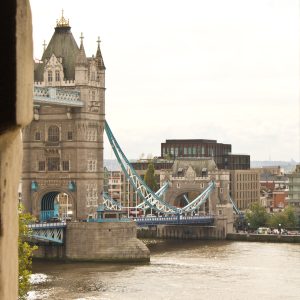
[42,40,47,52]
[96,36,105,70]
[75,32,87,65]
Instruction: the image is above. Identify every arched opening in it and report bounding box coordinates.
[48,125,60,142]
[40,191,73,222]
[173,190,209,215]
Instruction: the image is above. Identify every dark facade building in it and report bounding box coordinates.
[161,139,250,170]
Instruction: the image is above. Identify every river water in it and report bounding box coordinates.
[29,240,300,300]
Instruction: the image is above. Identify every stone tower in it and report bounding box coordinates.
[22,13,105,220]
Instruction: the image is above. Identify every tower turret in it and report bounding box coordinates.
[95,37,105,70]
[75,33,88,85]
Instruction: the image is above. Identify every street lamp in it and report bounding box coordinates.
[279,223,282,234]
[248,223,250,233]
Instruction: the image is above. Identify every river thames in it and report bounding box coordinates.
[29,240,300,300]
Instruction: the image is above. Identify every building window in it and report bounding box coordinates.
[48,125,60,142]
[87,160,97,172]
[55,70,60,81]
[35,131,41,141]
[192,146,196,155]
[92,91,95,100]
[48,71,52,82]
[62,160,70,171]
[67,131,73,141]
[47,157,60,171]
[38,161,45,171]
[91,72,95,81]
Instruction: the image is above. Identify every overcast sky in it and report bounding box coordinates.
[30,0,299,161]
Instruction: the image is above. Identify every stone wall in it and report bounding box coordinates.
[34,222,150,262]
[157,224,226,240]
[0,1,33,299]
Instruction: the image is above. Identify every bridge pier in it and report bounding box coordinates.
[138,204,234,240]
[33,221,150,262]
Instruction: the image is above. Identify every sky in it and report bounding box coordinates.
[30,0,299,162]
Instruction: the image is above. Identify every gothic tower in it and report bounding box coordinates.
[22,13,105,220]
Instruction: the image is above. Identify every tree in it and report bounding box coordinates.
[245,202,269,229]
[267,206,298,229]
[18,204,38,300]
[144,162,158,192]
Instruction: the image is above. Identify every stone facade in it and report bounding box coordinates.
[0,1,33,299]
[161,158,230,215]
[22,16,105,220]
[34,222,150,262]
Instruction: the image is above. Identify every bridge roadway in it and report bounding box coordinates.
[133,215,215,227]
[28,215,215,244]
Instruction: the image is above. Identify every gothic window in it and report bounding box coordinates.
[87,160,97,172]
[38,161,45,171]
[55,70,60,81]
[67,131,73,141]
[62,160,70,171]
[47,157,60,171]
[87,129,97,141]
[91,71,95,81]
[35,131,41,141]
[48,126,60,142]
[48,71,53,82]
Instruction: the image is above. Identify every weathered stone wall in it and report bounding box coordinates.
[34,222,150,262]
[157,225,226,240]
[65,222,150,262]
[0,1,33,299]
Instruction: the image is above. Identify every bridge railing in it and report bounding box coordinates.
[133,215,215,226]
[28,222,67,229]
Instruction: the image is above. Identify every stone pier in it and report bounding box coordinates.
[34,221,150,262]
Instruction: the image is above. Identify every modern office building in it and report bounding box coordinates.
[230,170,260,210]
[160,139,250,170]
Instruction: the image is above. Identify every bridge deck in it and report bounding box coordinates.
[133,215,215,227]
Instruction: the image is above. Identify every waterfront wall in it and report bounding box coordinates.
[34,221,150,262]
[227,233,300,243]
[157,224,226,239]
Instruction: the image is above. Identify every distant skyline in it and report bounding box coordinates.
[30,0,299,161]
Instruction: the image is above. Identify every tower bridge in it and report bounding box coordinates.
[22,13,234,261]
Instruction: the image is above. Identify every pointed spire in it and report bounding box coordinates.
[43,40,47,52]
[95,36,105,70]
[75,32,87,65]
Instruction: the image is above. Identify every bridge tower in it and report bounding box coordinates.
[22,13,105,220]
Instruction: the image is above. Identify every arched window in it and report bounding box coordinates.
[48,71,53,82]
[55,70,60,81]
[48,125,60,142]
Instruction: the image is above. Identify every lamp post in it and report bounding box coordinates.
[279,223,281,234]
[248,223,251,233]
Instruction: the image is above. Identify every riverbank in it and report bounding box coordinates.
[226,233,300,243]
